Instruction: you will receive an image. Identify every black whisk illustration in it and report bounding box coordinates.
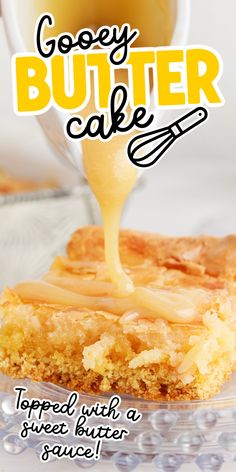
[127,107,208,168]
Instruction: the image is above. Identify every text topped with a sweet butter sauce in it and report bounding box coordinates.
[14,386,142,462]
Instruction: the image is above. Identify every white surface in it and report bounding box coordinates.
[0,1,236,471]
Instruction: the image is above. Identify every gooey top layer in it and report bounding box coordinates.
[15,228,231,325]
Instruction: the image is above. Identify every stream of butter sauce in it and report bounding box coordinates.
[82,130,138,296]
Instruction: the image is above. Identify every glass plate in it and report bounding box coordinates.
[0,196,236,471]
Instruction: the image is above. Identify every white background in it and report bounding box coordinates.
[0,1,236,471]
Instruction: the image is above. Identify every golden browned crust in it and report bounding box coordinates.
[68,226,236,279]
[1,358,232,402]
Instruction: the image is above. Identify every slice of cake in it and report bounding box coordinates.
[1,226,236,401]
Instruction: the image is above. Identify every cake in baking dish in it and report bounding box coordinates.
[0,169,56,194]
[0,226,236,401]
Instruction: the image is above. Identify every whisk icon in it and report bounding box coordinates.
[127,107,208,168]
